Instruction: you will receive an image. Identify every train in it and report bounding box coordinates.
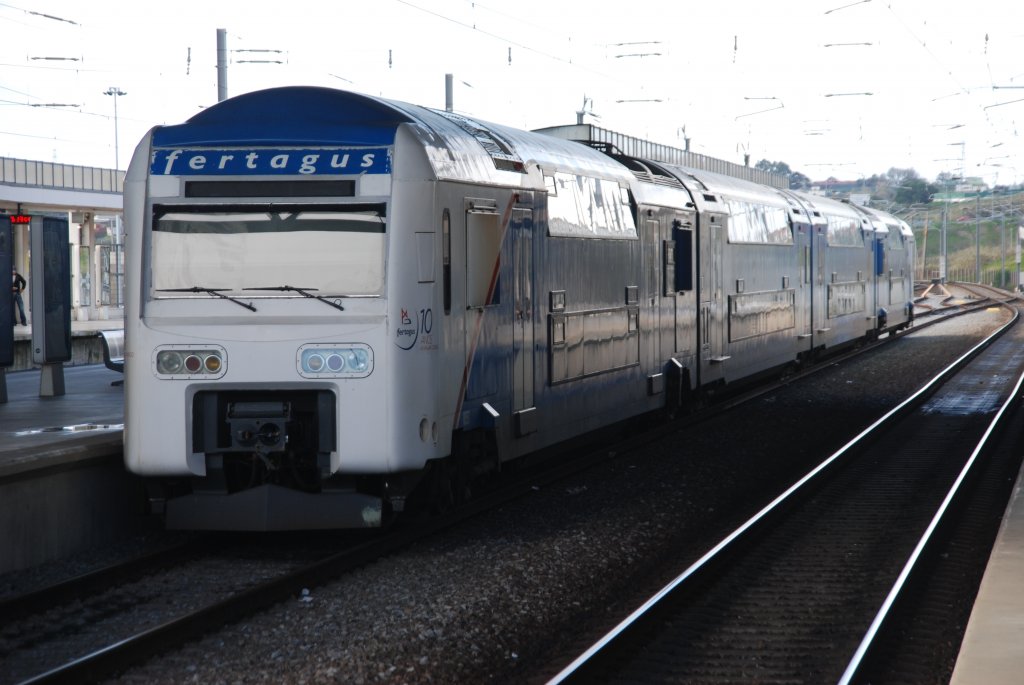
[122,85,915,530]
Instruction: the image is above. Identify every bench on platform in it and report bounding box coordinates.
[97,329,125,385]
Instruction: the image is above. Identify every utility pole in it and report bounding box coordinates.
[103,87,126,172]
[217,29,228,102]
[975,189,981,283]
[940,197,948,282]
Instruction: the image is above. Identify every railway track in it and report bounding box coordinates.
[0,282,1005,685]
[2,437,662,684]
[0,534,346,684]
[0,538,206,623]
[546,296,1024,683]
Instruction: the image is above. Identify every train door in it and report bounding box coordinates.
[656,211,695,356]
[463,200,504,417]
[794,221,814,348]
[670,213,696,356]
[699,214,727,385]
[812,223,827,346]
[655,210,697,401]
[874,228,890,319]
[511,204,536,437]
[643,215,662,366]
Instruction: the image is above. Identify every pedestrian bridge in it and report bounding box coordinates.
[1,156,124,324]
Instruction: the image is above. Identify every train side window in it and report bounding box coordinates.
[726,201,792,245]
[467,210,501,308]
[673,223,694,291]
[826,216,865,247]
[547,172,637,239]
[442,209,451,315]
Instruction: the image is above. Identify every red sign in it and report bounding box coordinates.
[10,214,31,224]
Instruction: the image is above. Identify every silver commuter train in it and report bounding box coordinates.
[122,86,914,530]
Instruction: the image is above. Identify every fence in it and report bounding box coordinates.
[0,156,123,194]
[918,268,1021,291]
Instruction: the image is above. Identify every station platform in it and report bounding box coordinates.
[2,316,125,472]
[949,461,1024,684]
[1,318,139,574]
[0,361,124,473]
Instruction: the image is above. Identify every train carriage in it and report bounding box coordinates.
[782,192,880,348]
[653,166,811,386]
[849,204,916,333]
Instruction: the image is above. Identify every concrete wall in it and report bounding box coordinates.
[0,445,152,574]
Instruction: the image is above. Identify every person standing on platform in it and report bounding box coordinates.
[12,267,27,326]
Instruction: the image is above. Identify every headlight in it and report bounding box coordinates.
[298,343,373,378]
[154,346,227,379]
[347,348,369,372]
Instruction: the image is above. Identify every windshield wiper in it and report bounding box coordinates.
[244,286,345,312]
[157,286,257,312]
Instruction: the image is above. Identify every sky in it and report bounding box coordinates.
[1,0,1021,186]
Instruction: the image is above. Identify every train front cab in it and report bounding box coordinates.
[120,88,440,532]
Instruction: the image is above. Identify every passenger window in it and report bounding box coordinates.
[546,172,637,239]
[467,211,501,308]
[673,223,693,291]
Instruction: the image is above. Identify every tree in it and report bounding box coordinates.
[885,167,919,186]
[789,171,810,190]
[756,159,810,189]
[755,159,792,176]
[894,177,935,204]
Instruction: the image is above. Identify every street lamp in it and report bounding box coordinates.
[103,86,126,172]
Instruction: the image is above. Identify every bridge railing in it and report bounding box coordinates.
[0,156,123,194]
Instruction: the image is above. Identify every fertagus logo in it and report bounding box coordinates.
[150,147,391,176]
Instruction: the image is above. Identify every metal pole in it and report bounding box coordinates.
[1001,215,1006,288]
[940,201,947,282]
[217,29,229,102]
[922,212,929,279]
[103,87,126,172]
[112,92,119,172]
[975,191,980,283]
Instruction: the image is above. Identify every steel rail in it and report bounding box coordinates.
[838,303,1024,684]
[547,301,1019,684]
[0,539,206,622]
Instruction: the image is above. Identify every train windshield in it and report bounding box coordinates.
[150,204,386,297]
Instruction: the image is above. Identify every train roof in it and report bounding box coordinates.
[605,157,793,216]
[666,164,793,209]
[150,86,634,188]
[850,204,915,238]
[784,190,875,231]
[535,124,788,189]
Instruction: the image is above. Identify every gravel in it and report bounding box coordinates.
[4,303,1010,685]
